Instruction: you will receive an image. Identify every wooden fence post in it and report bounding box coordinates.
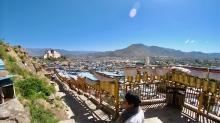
[197,91,203,121]
[114,80,119,120]
[99,90,102,104]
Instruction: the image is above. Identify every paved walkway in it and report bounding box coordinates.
[144,105,198,123]
[55,77,110,123]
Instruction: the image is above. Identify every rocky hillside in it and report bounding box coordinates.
[0,41,67,123]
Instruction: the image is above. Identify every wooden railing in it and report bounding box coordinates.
[55,70,119,120]
[54,68,220,122]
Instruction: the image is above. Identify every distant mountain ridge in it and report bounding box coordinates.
[88,44,220,59]
[27,44,220,59]
[26,48,98,57]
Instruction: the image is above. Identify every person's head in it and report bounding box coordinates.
[124,92,141,109]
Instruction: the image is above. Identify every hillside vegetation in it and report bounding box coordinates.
[0,41,66,123]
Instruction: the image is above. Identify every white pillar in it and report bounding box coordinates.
[0,87,4,103]
[13,85,16,98]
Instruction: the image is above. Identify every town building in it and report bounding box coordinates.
[43,49,61,59]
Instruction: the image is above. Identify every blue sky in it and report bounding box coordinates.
[0,0,219,52]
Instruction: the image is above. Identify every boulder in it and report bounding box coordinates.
[0,99,30,123]
[0,109,10,120]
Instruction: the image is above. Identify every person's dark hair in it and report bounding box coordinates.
[125,92,141,107]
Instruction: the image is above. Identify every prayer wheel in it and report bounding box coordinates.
[190,76,196,87]
[196,77,201,89]
[210,81,217,93]
[203,80,209,92]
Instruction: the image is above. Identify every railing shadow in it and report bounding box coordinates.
[144,105,198,123]
[55,78,108,123]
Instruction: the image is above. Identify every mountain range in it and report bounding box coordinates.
[26,48,98,57]
[27,44,220,59]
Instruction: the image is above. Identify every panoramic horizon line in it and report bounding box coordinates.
[26,43,220,54]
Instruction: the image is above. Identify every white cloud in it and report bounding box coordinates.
[190,40,195,43]
[185,39,190,44]
[185,39,196,44]
[129,8,137,18]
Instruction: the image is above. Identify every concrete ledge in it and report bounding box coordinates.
[141,99,166,106]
